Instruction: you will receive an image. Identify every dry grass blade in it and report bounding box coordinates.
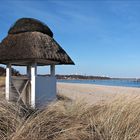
[0,92,139,140]
[0,100,25,140]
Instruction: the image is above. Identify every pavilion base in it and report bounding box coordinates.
[6,76,56,108]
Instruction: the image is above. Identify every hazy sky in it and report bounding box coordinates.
[0,0,140,78]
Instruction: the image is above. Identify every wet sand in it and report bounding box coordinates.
[57,83,140,104]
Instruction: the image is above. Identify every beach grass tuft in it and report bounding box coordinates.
[0,94,139,140]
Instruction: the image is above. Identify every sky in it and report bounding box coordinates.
[0,0,140,78]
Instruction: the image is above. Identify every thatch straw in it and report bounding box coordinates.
[8,18,53,37]
[0,18,74,65]
[0,32,74,65]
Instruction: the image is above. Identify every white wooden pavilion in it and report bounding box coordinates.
[0,18,74,108]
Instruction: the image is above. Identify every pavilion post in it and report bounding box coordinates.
[31,63,37,108]
[50,64,55,77]
[5,63,11,101]
[27,65,31,78]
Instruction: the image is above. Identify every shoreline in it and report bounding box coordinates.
[58,78,140,89]
[58,81,140,89]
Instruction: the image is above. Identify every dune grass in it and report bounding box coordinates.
[0,94,139,140]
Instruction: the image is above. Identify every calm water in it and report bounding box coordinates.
[58,79,140,88]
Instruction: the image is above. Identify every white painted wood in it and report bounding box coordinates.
[11,80,27,107]
[50,65,55,77]
[5,63,56,108]
[31,63,37,108]
[5,64,11,101]
[35,76,56,107]
[11,77,30,106]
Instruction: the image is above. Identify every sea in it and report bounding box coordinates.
[58,79,140,88]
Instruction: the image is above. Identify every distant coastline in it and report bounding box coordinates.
[56,74,110,80]
[56,74,140,81]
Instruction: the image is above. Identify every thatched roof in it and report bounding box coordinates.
[8,18,53,37]
[0,18,74,66]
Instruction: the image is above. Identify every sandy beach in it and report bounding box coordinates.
[57,83,140,104]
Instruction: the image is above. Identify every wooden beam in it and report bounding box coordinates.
[50,65,55,77]
[30,63,37,108]
[5,63,11,101]
[35,59,59,65]
[17,80,29,107]
[1,59,60,66]
[27,65,31,78]
[11,80,29,108]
